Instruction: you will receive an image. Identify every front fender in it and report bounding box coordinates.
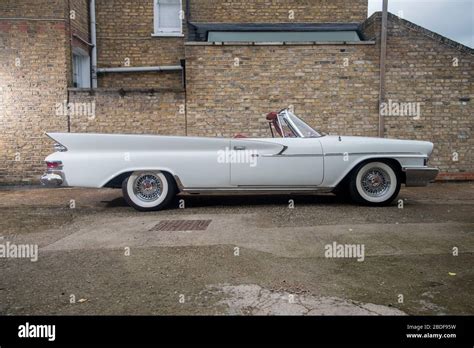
[322,154,428,187]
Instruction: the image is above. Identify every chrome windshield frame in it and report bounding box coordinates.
[282,110,304,137]
[277,109,320,138]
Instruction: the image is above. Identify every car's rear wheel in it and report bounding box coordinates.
[122,171,176,211]
[349,161,400,206]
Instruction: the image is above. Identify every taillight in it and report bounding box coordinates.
[46,161,63,170]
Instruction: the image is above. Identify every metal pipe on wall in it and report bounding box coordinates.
[96,66,183,73]
[90,0,98,89]
[67,0,73,132]
[378,0,388,138]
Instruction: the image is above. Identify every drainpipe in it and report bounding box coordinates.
[67,0,73,132]
[186,0,191,27]
[378,0,388,137]
[185,0,190,136]
[90,0,98,88]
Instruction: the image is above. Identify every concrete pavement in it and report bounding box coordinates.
[0,182,473,315]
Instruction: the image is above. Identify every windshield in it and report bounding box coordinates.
[279,110,322,138]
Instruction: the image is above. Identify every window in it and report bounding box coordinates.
[72,48,91,88]
[153,0,183,36]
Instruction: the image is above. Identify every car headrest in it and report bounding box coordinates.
[266,112,278,121]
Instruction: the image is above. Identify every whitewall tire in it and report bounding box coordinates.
[122,171,176,211]
[349,161,401,206]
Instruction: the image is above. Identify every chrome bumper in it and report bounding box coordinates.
[403,167,439,187]
[40,171,64,187]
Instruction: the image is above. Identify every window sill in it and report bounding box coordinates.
[152,33,184,37]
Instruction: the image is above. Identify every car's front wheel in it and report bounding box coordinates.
[122,171,176,211]
[349,161,401,206]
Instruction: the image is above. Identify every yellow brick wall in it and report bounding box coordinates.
[93,0,369,88]
[95,0,186,89]
[0,20,70,183]
[380,15,473,173]
[190,0,368,23]
[0,0,67,18]
[68,89,186,135]
[70,0,90,52]
[185,43,380,138]
[1,2,472,183]
[184,14,473,173]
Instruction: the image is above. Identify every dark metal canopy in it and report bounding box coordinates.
[188,22,362,41]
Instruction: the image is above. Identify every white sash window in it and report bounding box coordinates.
[153,0,183,36]
[72,48,91,88]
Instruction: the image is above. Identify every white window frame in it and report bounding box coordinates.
[72,47,91,88]
[153,0,183,37]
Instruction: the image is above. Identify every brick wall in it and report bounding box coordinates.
[68,89,186,135]
[99,72,183,89]
[93,0,368,89]
[0,20,69,183]
[0,0,187,184]
[185,14,473,173]
[367,14,473,173]
[1,1,472,183]
[95,0,185,89]
[190,0,368,23]
[185,42,379,138]
[0,0,67,18]
[70,0,90,52]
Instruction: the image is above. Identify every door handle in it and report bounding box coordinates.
[234,146,246,151]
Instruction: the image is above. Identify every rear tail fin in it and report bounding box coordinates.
[46,133,69,152]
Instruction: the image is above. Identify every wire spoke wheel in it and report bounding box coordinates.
[360,167,391,198]
[123,171,176,211]
[133,173,163,202]
[351,161,400,205]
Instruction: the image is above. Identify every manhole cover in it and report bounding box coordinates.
[151,219,212,231]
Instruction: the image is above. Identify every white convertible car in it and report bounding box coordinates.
[41,109,439,211]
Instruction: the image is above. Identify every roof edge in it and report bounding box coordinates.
[188,22,361,31]
[361,11,473,55]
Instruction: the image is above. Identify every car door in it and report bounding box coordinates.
[230,138,324,186]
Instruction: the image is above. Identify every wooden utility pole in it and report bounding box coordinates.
[378,0,388,137]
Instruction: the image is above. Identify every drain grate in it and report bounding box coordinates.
[151,219,212,232]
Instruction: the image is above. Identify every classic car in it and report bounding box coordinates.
[41,108,439,211]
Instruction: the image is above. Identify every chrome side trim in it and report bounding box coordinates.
[262,152,422,158]
[403,167,439,187]
[261,153,323,158]
[53,143,68,152]
[324,152,424,157]
[181,186,334,194]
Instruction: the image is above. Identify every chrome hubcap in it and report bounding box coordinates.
[133,174,162,202]
[361,168,391,197]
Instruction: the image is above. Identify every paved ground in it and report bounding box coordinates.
[0,182,473,315]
